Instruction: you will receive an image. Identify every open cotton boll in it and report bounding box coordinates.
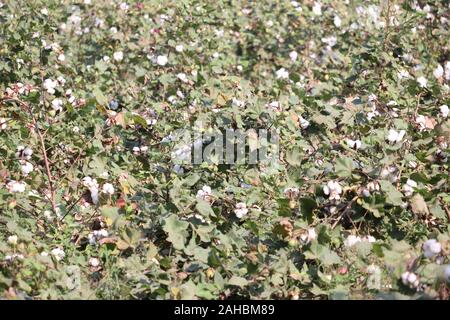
[156,55,168,66]
[440,105,449,118]
[113,51,123,62]
[20,160,34,176]
[51,248,65,261]
[6,180,26,193]
[7,235,18,245]
[433,65,444,79]
[423,239,441,258]
[346,139,361,149]
[196,186,212,202]
[102,183,115,195]
[276,68,289,79]
[416,76,427,88]
[312,2,322,16]
[234,202,248,218]
[289,51,298,62]
[344,235,362,247]
[323,180,342,200]
[402,179,417,197]
[444,265,450,283]
[387,129,406,143]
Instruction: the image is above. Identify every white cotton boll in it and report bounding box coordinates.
[298,116,310,129]
[439,105,449,118]
[119,2,129,10]
[20,160,34,176]
[312,2,322,16]
[175,45,184,52]
[51,248,65,261]
[346,139,361,149]
[40,8,48,15]
[196,186,212,202]
[90,187,99,204]
[268,101,281,112]
[177,73,188,82]
[102,183,115,195]
[308,228,317,241]
[7,235,18,245]
[433,65,444,79]
[323,181,342,200]
[6,180,26,193]
[0,117,8,130]
[275,68,289,79]
[232,98,244,108]
[58,53,65,62]
[344,235,361,247]
[444,265,450,283]
[334,15,342,27]
[89,257,100,267]
[43,78,57,94]
[423,239,441,258]
[417,76,427,88]
[234,202,248,218]
[445,61,450,80]
[51,98,63,112]
[402,179,417,197]
[289,51,298,62]
[156,55,168,66]
[387,129,406,143]
[212,52,219,59]
[397,69,410,80]
[113,51,123,62]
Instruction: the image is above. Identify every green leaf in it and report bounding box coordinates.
[335,157,353,178]
[162,215,189,250]
[380,181,403,206]
[227,276,248,288]
[93,87,108,106]
[196,199,214,217]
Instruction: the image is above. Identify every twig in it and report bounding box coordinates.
[332,195,359,229]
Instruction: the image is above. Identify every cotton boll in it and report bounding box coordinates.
[323,180,342,200]
[289,51,298,62]
[51,248,65,261]
[102,183,114,195]
[334,15,342,27]
[387,129,406,143]
[298,116,310,129]
[51,98,63,112]
[276,68,289,79]
[20,160,34,176]
[89,257,100,267]
[7,235,18,245]
[346,139,361,149]
[113,51,123,62]
[416,76,427,88]
[423,239,441,258]
[344,235,361,247]
[6,180,26,193]
[234,202,248,218]
[175,45,184,52]
[433,65,444,79]
[439,105,449,118]
[444,265,450,283]
[312,2,322,16]
[402,179,417,197]
[196,186,212,202]
[156,55,168,66]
